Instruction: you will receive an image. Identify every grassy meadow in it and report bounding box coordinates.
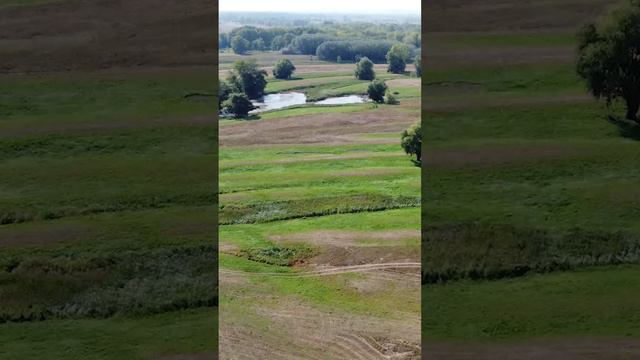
[0,66,218,358]
[423,0,640,355]
[218,50,422,358]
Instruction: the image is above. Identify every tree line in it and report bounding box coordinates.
[221,24,421,59]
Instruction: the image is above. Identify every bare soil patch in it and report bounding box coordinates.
[271,230,419,247]
[0,114,216,139]
[425,0,615,32]
[0,223,90,247]
[311,246,419,267]
[0,0,215,73]
[423,94,591,112]
[220,108,416,147]
[154,353,216,360]
[425,143,584,168]
[423,338,640,360]
[426,46,575,68]
[219,299,420,360]
[387,78,421,88]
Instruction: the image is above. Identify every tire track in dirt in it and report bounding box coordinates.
[219,262,421,278]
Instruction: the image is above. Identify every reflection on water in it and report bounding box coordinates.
[315,95,367,105]
[249,92,368,114]
[251,92,307,113]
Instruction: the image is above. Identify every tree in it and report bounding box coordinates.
[577,0,640,122]
[219,33,230,49]
[403,32,421,47]
[231,36,250,55]
[223,93,254,118]
[386,44,411,74]
[355,57,375,80]
[367,79,387,103]
[227,60,268,100]
[401,121,422,165]
[252,38,265,51]
[273,58,296,79]
[271,35,288,51]
[414,54,422,77]
[291,34,332,55]
[218,80,232,108]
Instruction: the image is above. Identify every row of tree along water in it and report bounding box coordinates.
[219,54,421,119]
[220,24,420,62]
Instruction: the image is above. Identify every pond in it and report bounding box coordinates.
[315,95,367,105]
[249,92,368,113]
[250,92,307,113]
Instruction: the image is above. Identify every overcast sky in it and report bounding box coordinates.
[219,0,420,14]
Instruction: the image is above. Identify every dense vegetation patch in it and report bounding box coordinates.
[422,224,640,283]
[0,245,218,322]
[219,194,420,225]
[238,245,317,266]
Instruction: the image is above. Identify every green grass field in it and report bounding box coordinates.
[0,66,218,358]
[218,51,421,358]
[423,5,640,351]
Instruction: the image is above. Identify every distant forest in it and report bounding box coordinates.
[219,12,421,63]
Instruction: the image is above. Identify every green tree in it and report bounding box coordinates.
[223,93,254,118]
[355,57,375,80]
[272,58,296,79]
[403,32,421,47]
[219,33,230,49]
[401,121,422,165]
[577,0,640,121]
[227,60,268,100]
[367,79,387,103]
[386,44,411,74]
[271,35,288,50]
[414,54,422,77]
[218,80,232,108]
[231,36,250,55]
[252,38,265,51]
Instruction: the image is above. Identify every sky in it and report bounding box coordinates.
[219,0,420,14]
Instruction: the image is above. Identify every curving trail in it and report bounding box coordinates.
[219,262,421,278]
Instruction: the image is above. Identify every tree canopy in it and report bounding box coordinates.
[401,121,422,165]
[223,93,254,118]
[577,0,640,121]
[386,43,411,74]
[367,79,387,103]
[231,36,250,54]
[316,40,395,63]
[355,57,376,81]
[227,60,268,100]
[273,59,296,79]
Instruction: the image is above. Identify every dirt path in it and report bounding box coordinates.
[219,262,421,278]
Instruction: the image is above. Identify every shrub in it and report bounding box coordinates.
[355,57,375,80]
[222,93,254,118]
[272,58,296,79]
[385,91,399,105]
[401,120,421,164]
[367,79,387,103]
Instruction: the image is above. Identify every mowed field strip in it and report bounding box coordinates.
[423,1,640,359]
[0,0,218,358]
[218,50,421,359]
